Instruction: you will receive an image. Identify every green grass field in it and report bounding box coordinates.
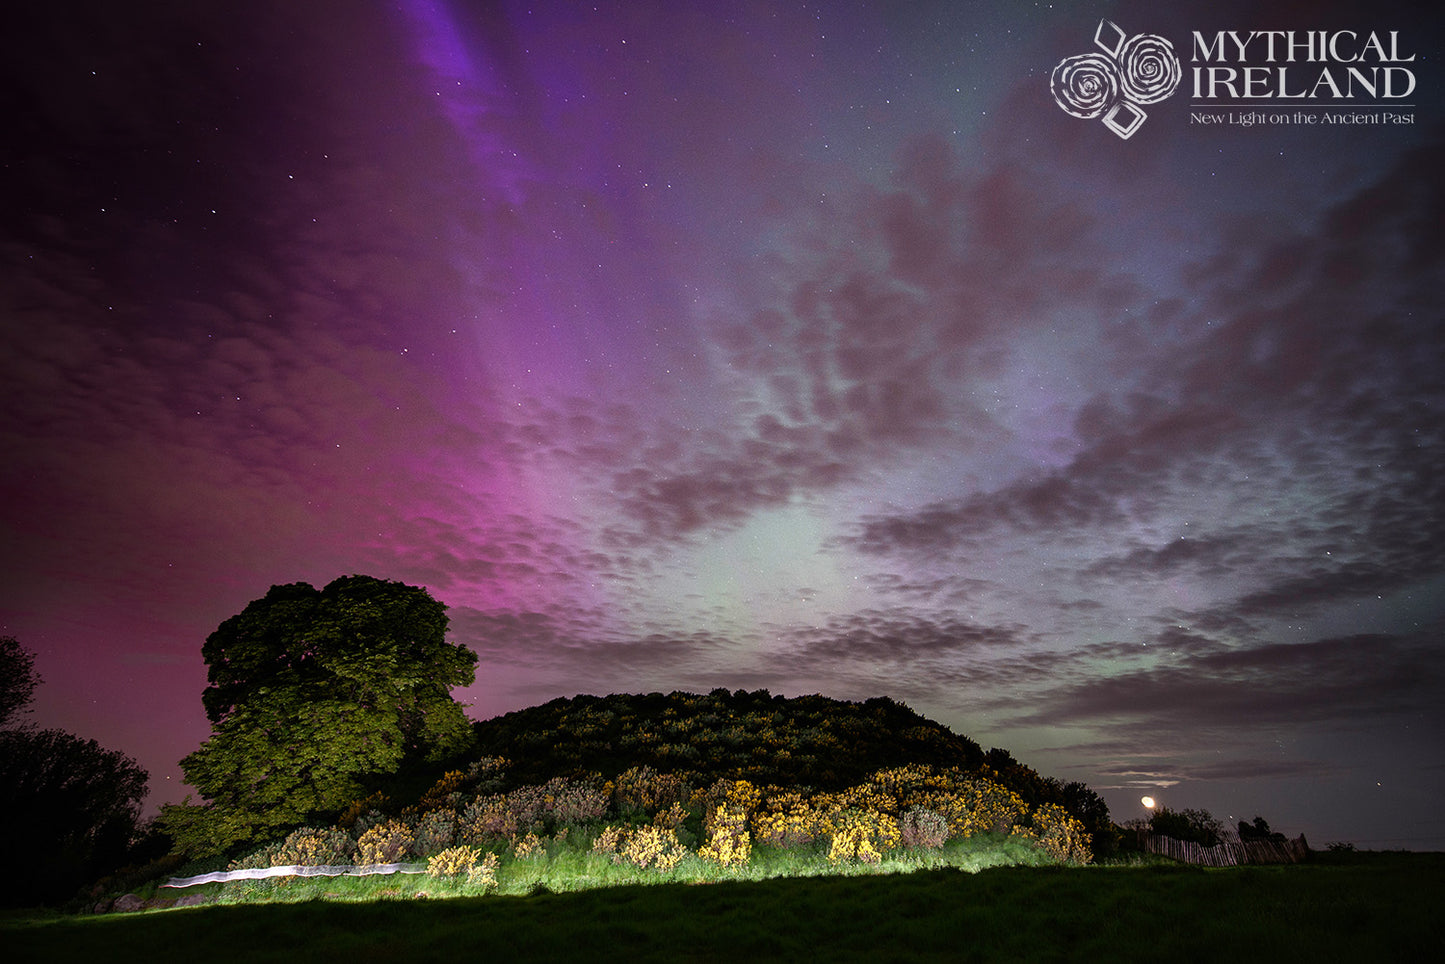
[5,851,1440,963]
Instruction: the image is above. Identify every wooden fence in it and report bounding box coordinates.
[1143,832,1310,866]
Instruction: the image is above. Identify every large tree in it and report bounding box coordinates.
[165,575,477,855]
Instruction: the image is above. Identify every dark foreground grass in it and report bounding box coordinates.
[5,852,1441,963]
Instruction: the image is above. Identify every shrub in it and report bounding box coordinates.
[698,802,752,867]
[1014,803,1091,863]
[350,808,390,838]
[357,819,415,864]
[900,807,949,849]
[413,809,457,855]
[545,776,609,826]
[865,764,947,809]
[1238,816,1287,843]
[504,784,550,831]
[467,851,500,889]
[337,792,388,829]
[591,824,626,857]
[459,794,516,843]
[652,801,690,832]
[705,778,762,815]
[228,844,286,872]
[906,776,1028,839]
[952,778,1029,836]
[412,771,468,815]
[427,845,480,877]
[278,827,357,865]
[614,766,690,816]
[227,827,356,872]
[751,791,823,849]
[512,831,543,859]
[826,809,899,865]
[617,825,688,872]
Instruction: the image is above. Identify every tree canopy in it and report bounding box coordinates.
[166,575,478,855]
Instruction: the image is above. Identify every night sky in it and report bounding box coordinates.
[3,0,1442,850]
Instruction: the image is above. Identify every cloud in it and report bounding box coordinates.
[1085,531,1261,581]
[1088,756,1331,790]
[1006,631,1445,738]
[779,609,1032,666]
[499,130,1152,548]
[836,130,1445,650]
[849,476,1126,557]
[446,603,739,699]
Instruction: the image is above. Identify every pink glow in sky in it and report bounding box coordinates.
[2,0,1442,849]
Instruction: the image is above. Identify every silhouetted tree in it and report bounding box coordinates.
[1150,805,1225,846]
[0,641,148,905]
[0,729,149,904]
[1062,780,1117,856]
[1239,815,1286,843]
[162,575,477,856]
[1,634,43,728]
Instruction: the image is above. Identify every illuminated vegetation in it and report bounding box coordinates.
[465,689,1114,854]
[143,757,1090,910]
[72,689,1113,915]
[8,852,1442,964]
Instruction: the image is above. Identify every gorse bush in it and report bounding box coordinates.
[544,776,609,826]
[591,824,625,857]
[281,827,356,865]
[614,766,690,816]
[826,809,900,865]
[511,832,543,859]
[461,794,516,843]
[337,792,387,830]
[357,819,414,864]
[207,759,1092,901]
[942,778,1030,836]
[350,808,390,838]
[228,827,357,870]
[413,809,457,854]
[502,784,550,831]
[426,845,480,877]
[652,801,690,832]
[1013,803,1092,863]
[411,770,468,815]
[699,802,752,867]
[695,778,763,867]
[596,825,688,872]
[752,790,824,848]
[706,778,763,816]
[467,851,500,888]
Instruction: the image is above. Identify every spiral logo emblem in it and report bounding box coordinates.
[1050,53,1121,119]
[1049,21,1182,139]
[1117,34,1181,105]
